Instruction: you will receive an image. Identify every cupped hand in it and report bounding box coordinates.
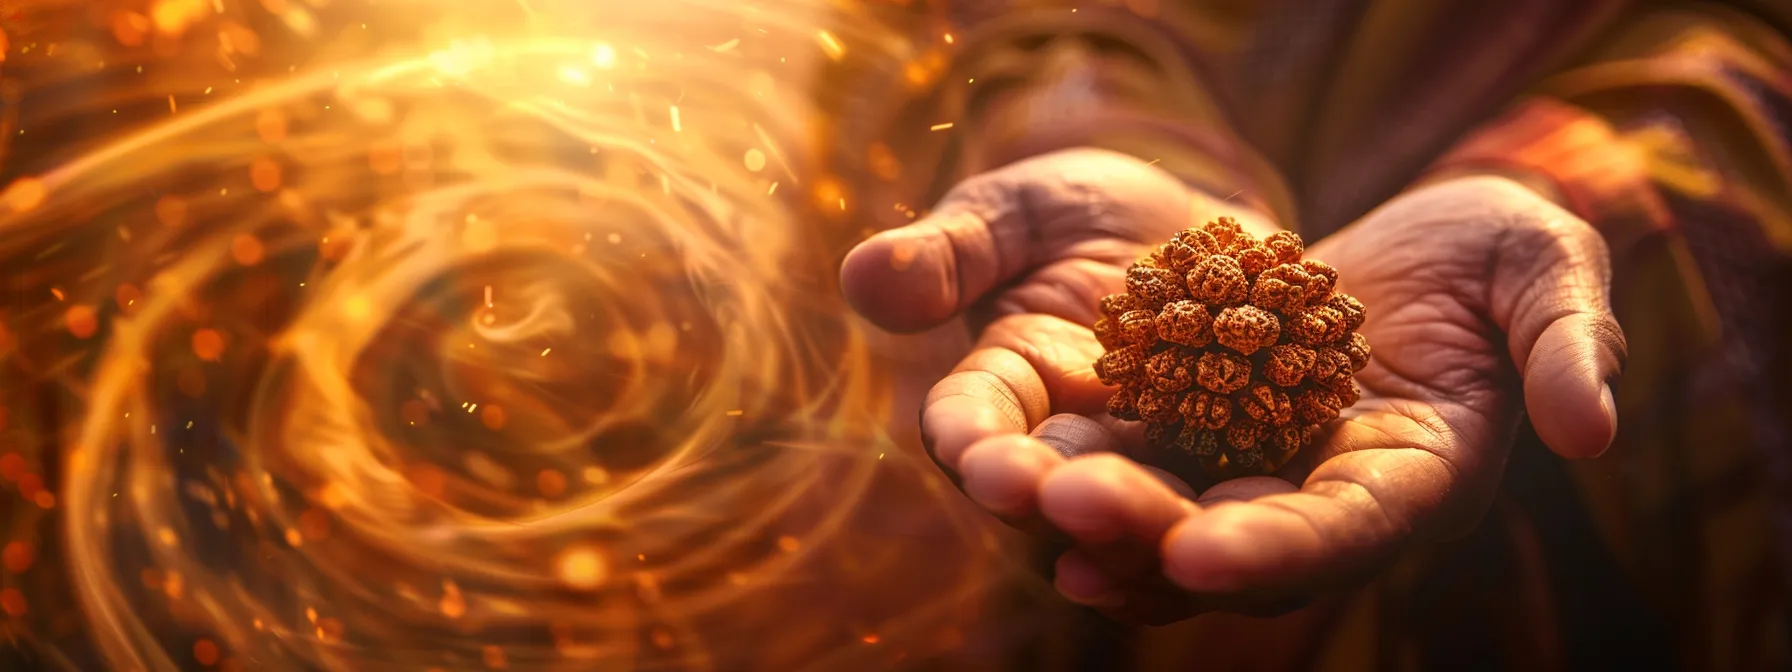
[840,148,1626,624]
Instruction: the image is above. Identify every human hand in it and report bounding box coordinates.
[840,149,1625,623]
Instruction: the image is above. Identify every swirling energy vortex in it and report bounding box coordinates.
[0,1,1009,670]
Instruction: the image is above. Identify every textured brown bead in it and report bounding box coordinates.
[1178,389,1232,430]
[1095,345,1147,385]
[1290,305,1349,346]
[1226,419,1270,451]
[1154,239,1206,273]
[1263,344,1317,387]
[1213,305,1281,355]
[1093,316,1122,350]
[1145,421,1180,450]
[1311,347,1353,385]
[1268,425,1312,456]
[1187,255,1248,306]
[1175,427,1223,458]
[1137,388,1182,423]
[1117,309,1159,347]
[1146,351,1195,393]
[1329,293,1367,332]
[1300,259,1339,304]
[1250,263,1314,312]
[1229,444,1265,471]
[1127,265,1189,308]
[1236,383,1294,426]
[1108,386,1142,421]
[1155,301,1214,347]
[1293,387,1344,425]
[1175,228,1220,256]
[1204,216,1252,253]
[1345,332,1372,372]
[1329,377,1362,407]
[1263,231,1304,266]
[1093,222,1369,482]
[1195,351,1252,394]
[1236,245,1276,279]
[1100,293,1142,318]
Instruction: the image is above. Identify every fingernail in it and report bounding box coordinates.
[1600,383,1618,453]
[920,399,1017,470]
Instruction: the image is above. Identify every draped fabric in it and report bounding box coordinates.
[824,1,1792,668]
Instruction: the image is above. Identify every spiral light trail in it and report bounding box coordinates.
[0,1,1015,670]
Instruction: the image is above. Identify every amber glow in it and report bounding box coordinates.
[0,1,1002,670]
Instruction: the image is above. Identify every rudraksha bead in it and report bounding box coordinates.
[1091,219,1372,481]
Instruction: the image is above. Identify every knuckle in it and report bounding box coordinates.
[1589,314,1630,373]
[1512,212,1607,266]
[1491,206,1616,338]
[926,370,1029,428]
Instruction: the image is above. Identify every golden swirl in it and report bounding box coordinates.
[0,1,1013,670]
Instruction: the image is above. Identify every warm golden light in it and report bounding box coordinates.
[0,1,1004,670]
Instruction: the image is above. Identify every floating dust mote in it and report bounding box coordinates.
[1094,217,1371,482]
[0,1,1002,671]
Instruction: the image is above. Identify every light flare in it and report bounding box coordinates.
[0,1,1007,671]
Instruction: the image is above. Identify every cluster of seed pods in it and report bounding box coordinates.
[1094,217,1371,480]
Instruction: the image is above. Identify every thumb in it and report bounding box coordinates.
[1489,189,1628,459]
[839,148,1197,333]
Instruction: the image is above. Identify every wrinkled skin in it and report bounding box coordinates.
[840,149,1627,624]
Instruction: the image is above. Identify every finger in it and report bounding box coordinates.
[840,148,1196,333]
[921,369,1032,473]
[956,416,1122,535]
[1031,413,1124,459]
[970,314,1114,417]
[1093,416,1151,458]
[1161,435,1461,598]
[921,315,1113,472]
[1052,473,1305,625]
[959,433,1068,531]
[1035,413,1169,484]
[1030,414,1192,513]
[1039,454,1196,581]
[1138,465,1199,500]
[1487,192,1628,458]
[1522,314,1624,458]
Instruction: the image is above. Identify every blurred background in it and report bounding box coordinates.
[0,0,1788,670]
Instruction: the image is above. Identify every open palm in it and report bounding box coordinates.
[841,149,1626,623]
